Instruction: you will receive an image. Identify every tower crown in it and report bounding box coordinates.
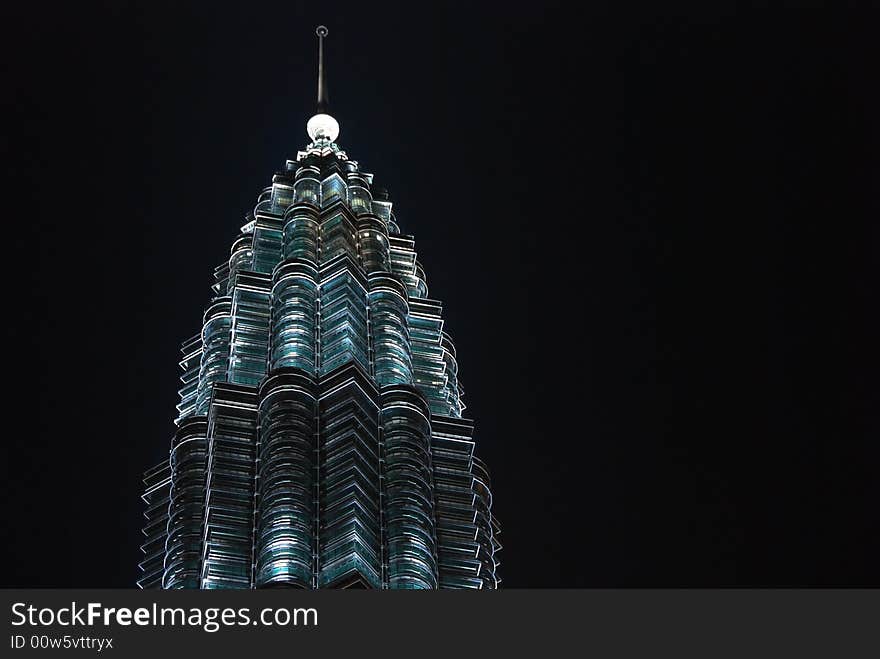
[138,25,499,592]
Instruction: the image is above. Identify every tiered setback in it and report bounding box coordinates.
[139,136,500,589]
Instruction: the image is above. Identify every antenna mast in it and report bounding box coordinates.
[316,25,328,113]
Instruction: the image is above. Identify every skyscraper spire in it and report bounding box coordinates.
[316,25,328,113]
[307,25,340,143]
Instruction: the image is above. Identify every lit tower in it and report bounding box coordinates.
[138,26,500,589]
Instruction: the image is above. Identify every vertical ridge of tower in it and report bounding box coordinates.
[138,26,500,590]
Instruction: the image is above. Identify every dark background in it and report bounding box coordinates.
[2,0,878,587]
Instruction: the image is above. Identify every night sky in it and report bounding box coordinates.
[3,1,879,587]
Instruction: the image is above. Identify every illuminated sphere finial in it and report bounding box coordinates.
[316,25,328,37]
[307,113,340,142]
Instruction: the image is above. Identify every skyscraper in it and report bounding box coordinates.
[138,27,500,590]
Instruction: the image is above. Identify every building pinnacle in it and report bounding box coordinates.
[307,25,340,143]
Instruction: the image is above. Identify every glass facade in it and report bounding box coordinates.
[138,108,500,590]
